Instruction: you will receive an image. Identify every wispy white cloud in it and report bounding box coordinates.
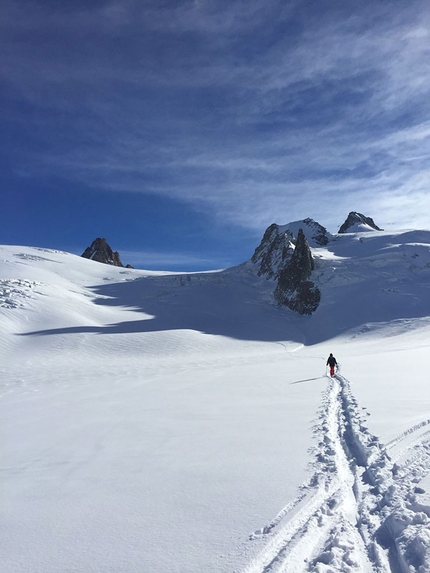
[2,0,430,235]
[119,249,232,270]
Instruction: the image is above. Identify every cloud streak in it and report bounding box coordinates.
[2,0,430,234]
[119,249,232,271]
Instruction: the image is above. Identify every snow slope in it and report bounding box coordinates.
[1,230,430,573]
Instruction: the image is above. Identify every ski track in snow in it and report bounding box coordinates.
[242,374,430,573]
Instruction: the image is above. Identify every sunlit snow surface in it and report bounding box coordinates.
[1,231,430,573]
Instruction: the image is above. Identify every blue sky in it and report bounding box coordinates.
[1,0,430,270]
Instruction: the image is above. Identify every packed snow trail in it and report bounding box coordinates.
[242,374,430,573]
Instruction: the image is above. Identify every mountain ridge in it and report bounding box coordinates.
[250,211,384,315]
[2,220,430,345]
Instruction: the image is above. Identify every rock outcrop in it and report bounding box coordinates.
[251,222,321,315]
[338,212,383,233]
[251,218,332,282]
[250,211,385,314]
[251,224,295,278]
[81,238,127,267]
[274,229,321,315]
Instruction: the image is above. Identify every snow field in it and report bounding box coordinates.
[1,236,430,573]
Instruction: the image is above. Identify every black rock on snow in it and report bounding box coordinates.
[251,218,331,280]
[81,238,128,267]
[338,212,383,234]
[274,229,321,315]
[251,221,322,315]
[251,224,295,279]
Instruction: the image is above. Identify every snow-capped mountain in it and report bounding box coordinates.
[251,217,331,278]
[251,212,381,283]
[338,211,383,233]
[250,211,429,320]
[250,217,331,315]
[2,219,430,573]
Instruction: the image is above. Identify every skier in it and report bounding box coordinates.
[326,353,337,377]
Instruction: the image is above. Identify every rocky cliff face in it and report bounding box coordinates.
[338,212,383,233]
[251,224,295,278]
[274,229,321,315]
[81,238,127,267]
[251,218,330,280]
[251,211,383,315]
[251,221,322,315]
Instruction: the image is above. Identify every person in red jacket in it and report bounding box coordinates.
[327,353,337,377]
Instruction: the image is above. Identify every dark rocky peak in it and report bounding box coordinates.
[81,238,126,267]
[251,218,331,280]
[284,228,315,283]
[251,224,295,279]
[338,212,383,234]
[274,229,321,315]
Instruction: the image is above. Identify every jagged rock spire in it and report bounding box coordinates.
[274,229,321,315]
[251,218,330,280]
[251,224,295,278]
[251,221,323,315]
[81,238,124,267]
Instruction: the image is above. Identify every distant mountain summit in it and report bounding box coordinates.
[338,212,383,234]
[251,212,382,315]
[251,219,324,315]
[81,238,133,268]
[251,218,330,279]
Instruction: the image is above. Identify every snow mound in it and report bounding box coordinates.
[0,278,39,308]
